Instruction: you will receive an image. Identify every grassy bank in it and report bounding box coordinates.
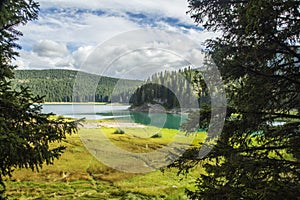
[42,102,109,105]
[4,124,206,199]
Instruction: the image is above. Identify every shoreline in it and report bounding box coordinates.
[81,120,146,129]
[41,102,129,106]
[129,103,194,114]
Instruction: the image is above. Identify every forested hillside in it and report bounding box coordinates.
[13,69,142,102]
[12,68,208,106]
[130,67,210,109]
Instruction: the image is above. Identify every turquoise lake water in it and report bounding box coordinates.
[42,104,188,129]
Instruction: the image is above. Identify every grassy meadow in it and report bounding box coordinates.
[4,123,206,199]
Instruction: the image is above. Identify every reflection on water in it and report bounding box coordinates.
[42,104,188,129]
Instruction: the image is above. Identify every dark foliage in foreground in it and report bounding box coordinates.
[0,0,81,196]
[172,0,300,199]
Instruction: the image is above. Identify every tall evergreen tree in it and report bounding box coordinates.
[173,0,300,199]
[0,0,80,195]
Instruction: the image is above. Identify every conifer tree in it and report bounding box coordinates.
[173,0,300,199]
[0,0,80,195]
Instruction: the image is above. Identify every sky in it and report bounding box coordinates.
[14,0,219,80]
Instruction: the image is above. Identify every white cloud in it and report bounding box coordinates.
[18,11,142,50]
[14,50,72,70]
[75,29,206,80]
[14,0,220,79]
[72,46,95,68]
[37,0,193,24]
[33,40,69,57]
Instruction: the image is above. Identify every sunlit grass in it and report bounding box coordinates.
[4,123,205,199]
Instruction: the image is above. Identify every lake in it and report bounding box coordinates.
[42,104,188,130]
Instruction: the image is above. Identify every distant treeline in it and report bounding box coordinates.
[13,69,142,102]
[130,67,210,109]
[13,68,209,108]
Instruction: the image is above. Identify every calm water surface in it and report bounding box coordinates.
[42,104,187,129]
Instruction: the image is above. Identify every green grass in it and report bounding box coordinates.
[4,124,206,199]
